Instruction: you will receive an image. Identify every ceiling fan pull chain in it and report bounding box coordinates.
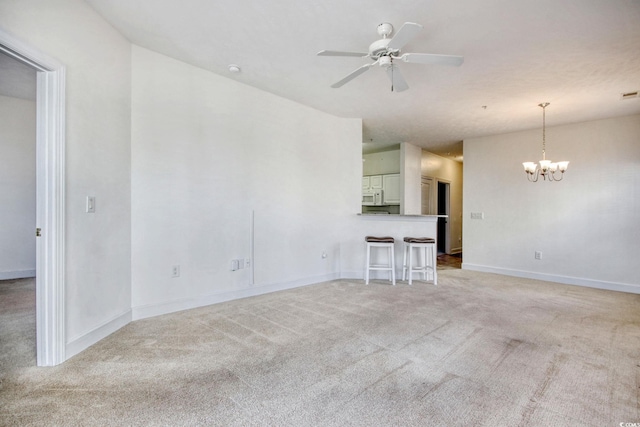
[391,64,394,92]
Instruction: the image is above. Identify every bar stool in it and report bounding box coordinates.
[402,237,437,285]
[364,236,396,285]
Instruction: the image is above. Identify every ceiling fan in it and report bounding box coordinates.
[317,22,464,92]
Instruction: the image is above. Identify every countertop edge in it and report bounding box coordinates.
[357,213,447,219]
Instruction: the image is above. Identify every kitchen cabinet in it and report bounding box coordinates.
[383,174,400,205]
[363,173,400,205]
[362,175,383,190]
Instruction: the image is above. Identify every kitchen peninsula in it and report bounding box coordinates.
[339,214,445,281]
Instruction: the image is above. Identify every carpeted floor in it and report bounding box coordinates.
[1,270,639,426]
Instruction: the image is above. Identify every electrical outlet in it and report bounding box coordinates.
[535,251,542,260]
[172,265,180,277]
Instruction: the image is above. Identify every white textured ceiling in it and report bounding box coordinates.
[84,0,640,159]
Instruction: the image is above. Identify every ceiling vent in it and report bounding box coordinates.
[620,91,638,100]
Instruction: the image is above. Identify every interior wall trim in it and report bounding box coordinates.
[65,310,132,361]
[462,263,640,295]
[131,273,340,321]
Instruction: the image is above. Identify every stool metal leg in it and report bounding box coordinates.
[365,243,371,285]
[390,244,396,285]
[421,245,428,281]
[432,245,438,285]
[401,242,407,281]
[408,243,414,285]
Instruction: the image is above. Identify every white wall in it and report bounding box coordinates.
[463,114,640,293]
[0,0,132,357]
[363,149,400,175]
[401,142,422,215]
[131,46,362,318]
[421,151,463,253]
[0,95,36,279]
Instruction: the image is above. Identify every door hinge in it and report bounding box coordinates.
[36,228,41,237]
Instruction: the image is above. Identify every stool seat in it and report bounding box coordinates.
[366,236,395,243]
[403,237,435,244]
[402,236,437,285]
[364,236,396,285]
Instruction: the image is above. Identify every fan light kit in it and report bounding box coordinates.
[317,22,464,92]
[522,103,569,182]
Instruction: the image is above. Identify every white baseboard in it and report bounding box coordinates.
[0,269,36,280]
[132,273,341,321]
[462,263,640,295]
[65,310,132,361]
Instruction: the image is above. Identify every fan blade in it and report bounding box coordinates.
[330,62,376,88]
[317,50,369,57]
[387,22,423,50]
[400,53,464,66]
[385,65,409,92]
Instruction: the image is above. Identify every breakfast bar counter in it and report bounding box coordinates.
[340,214,445,280]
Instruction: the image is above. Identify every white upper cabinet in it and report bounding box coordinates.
[369,175,383,189]
[362,175,383,190]
[383,174,400,205]
[362,176,370,190]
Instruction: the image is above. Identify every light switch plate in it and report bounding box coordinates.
[86,196,96,213]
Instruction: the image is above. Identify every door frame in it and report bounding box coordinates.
[0,30,66,366]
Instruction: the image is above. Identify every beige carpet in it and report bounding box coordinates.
[1,270,639,426]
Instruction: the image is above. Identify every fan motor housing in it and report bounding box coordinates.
[369,39,399,58]
[378,56,392,68]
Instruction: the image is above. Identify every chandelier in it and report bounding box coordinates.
[522,102,569,182]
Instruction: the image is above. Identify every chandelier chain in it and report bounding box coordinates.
[539,102,549,160]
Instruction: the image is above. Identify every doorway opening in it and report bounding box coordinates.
[0,50,37,368]
[0,31,66,366]
[437,181,450,255]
